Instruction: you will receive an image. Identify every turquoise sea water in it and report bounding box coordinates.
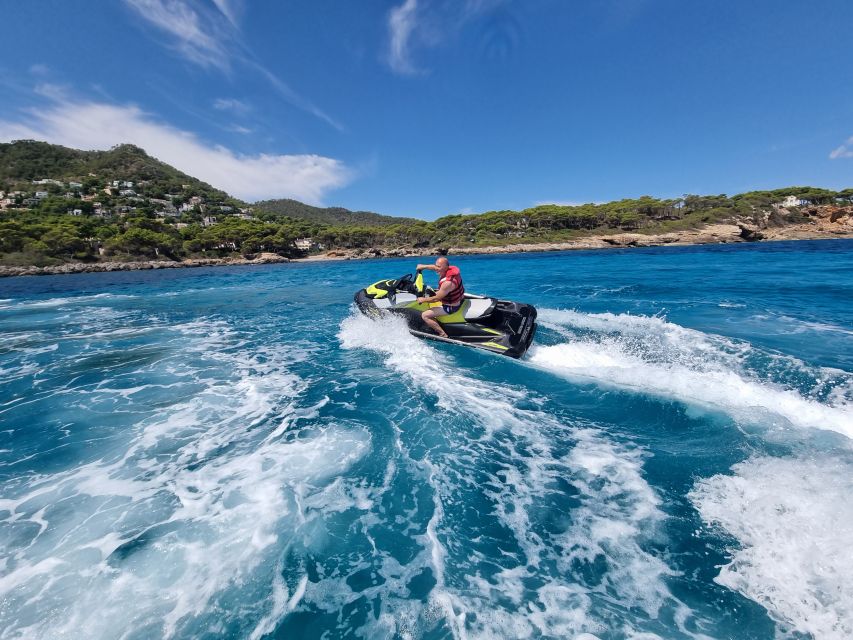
[1,240,851,639]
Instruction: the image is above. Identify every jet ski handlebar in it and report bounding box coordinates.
[394,272,434,296]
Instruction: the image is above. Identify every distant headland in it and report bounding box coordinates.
[1,140,851,277]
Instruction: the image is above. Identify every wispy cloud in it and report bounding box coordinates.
[227,124,253,135]
[29,64,50,76]
[829,135,853,160]
[213,98,250,114]
[251,64,344,131]
[124,0,232,71]
[388,0,421,75]
[211,0,241,26]
[385,0,514,74]
[124,0,342,129]
[33,83,69,101]
[0,98,352,203]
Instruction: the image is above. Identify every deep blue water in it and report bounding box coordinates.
[1,240,851,640]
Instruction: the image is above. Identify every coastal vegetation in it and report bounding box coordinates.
[253,198,418,227]
[2,140,852,267]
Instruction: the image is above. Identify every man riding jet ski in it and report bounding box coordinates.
[353,258,537,358]
[413,257,465,339]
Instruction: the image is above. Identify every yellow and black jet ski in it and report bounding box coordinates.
[354,272,537,358]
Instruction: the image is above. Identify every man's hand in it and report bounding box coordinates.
[417,297,428,304]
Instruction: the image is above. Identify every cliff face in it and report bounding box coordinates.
[759,205,853,239]
[444,206,853,254]
[590,205,853,248]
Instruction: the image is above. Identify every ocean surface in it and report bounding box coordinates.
[1,239,851,640]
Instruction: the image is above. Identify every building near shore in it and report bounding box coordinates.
[781,195,807,208]
[294,237,324,251]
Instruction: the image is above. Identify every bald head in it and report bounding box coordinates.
[434,256,450,275]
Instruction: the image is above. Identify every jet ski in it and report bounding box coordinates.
[354,272,537,358]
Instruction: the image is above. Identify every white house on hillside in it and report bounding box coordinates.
[781,195,806,208]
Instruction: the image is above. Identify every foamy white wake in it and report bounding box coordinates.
[338,312,701,639]
[527,308,853,637]
[0,292,137,311]
[0,320,369,639]
[529,308,853,439]
[690,455,853,639]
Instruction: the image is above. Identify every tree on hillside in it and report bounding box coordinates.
[105,228,181,258]
[796,188,837,205]
[40,224,89,258]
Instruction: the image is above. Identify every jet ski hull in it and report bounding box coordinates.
[354,275,537,358]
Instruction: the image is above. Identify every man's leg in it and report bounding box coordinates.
[422,307,448,338]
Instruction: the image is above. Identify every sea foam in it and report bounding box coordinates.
[338,311,702,638]
[529,308,853,439]
[690,455,853,639]
[0,317,369,639]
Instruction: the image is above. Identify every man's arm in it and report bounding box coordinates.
[416,264,439,272]
[417,281,452,304]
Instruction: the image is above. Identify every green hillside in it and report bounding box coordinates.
[0,140,88,180]
[0,140,231,202]
[1,141,418,227]
[1,140,851,269]
[252,198,419,227]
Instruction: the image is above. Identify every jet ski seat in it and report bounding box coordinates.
[462,297,495,321]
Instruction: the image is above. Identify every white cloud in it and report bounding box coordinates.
[388,0,421,74]
[33,83,68,100]
[227,124,253,135]
[211,0,241,26]
[29,64,49,76]
[829,135,853,160]
[124,0,232,71]
[213,98,250,113]
[251,64,344,131]
[385,0,512,74]
[0,100,352,204]
[124,0,342,130]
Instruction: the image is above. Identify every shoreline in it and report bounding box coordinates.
[0,253,294,278]
[1,226,851,278]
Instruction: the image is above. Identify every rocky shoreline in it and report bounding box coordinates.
[2,207,851,278]
[448,221,853,256]
[312,209,853,261]
[0,252,292,278]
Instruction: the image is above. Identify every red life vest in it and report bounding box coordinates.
[439,265,465,306]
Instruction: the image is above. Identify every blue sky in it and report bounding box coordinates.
[1,0,852,219]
